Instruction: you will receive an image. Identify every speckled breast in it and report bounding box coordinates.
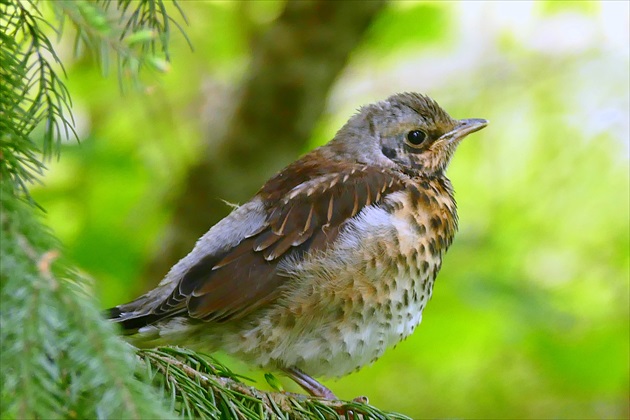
[218,176,458,378]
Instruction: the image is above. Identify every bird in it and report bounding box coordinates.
[108,92,487,400]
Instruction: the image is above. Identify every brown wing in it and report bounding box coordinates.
[184,159,406,322]
[119,158,407,327]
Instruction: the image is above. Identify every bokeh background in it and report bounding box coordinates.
[33,1,628,418]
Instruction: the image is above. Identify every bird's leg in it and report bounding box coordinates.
[282,367,337,400]
[283,367,368,420]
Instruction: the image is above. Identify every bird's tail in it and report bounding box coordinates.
[107,305,157,332]
[107,293,186,334]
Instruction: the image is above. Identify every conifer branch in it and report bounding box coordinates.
[0,183,174,419]
[0,0,188,198]
[0,0,75,197]
[140,347,412,420]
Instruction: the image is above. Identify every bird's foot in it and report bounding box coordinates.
[352,395,369,404]
[282,366,371,420]
[282,367,338,399]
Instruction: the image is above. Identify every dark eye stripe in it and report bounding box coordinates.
[381,146,397,159]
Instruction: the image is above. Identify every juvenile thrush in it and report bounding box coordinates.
[109,92,487,399]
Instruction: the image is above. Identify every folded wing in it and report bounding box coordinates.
[110,157,407,329]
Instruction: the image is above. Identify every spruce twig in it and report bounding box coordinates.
[0,183,174,419]
[140,347,412,420]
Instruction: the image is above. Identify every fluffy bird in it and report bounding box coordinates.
[109,92,487,399]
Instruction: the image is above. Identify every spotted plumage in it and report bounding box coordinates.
[109,92,487,399]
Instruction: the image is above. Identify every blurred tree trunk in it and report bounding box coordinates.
[142,0,386,287]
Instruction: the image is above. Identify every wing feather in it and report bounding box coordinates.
[112,156,408,328]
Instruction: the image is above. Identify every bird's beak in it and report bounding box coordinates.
[439,118,488,144]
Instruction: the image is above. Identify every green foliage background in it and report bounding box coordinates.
[29,1,628,418]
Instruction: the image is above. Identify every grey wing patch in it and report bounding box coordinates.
[108,198,268,329]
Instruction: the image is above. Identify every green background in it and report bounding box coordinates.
[33,1,629,418]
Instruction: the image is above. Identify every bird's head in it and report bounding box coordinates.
[326,92,487,176]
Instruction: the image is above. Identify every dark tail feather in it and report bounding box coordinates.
[108,306,123,319]
[107,305,179,332]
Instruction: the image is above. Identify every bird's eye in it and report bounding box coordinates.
[405,130,427,147]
